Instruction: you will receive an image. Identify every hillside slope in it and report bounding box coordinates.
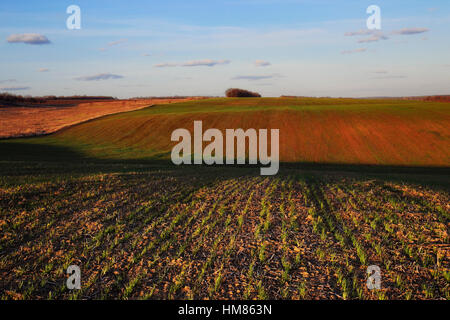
[0,98,198,139]
[1,98,449,166]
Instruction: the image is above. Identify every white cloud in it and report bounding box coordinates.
[75,73,124,81]
[7,33,50,45]
[37,68,49,72]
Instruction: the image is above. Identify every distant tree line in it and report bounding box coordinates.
[0,93,115,104]
[404,95,450,103]
[225,88,261,98]
[0,93,46,104]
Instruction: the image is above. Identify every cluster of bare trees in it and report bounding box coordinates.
[0,93,115,105]
[225,88,261,98]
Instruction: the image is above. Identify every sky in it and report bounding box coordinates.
[0,0,449,98]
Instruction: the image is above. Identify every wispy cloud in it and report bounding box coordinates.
[7,33,50,45]
[0,86,30,91]
[345,30,388,43]
[358,34,388,43]
[155,59,230,67]
[347,28,429,39]
[75,73,124,81]
[232,73,282,81]
[371,75,407,80]
[254,60,271,67]
[154,62,178,68]
[108,39,127,46]
[392,28,429,35]
[0,79,16,84]
[37,68,49,72]
[182,59,230,67]
[98,39,128,52]
[341,48,367,55]
[345,30,375,37]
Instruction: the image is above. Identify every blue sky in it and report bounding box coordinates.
[1,0,449,98]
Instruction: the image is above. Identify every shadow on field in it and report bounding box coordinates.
[0,141,449,190]
[0,141,82,162]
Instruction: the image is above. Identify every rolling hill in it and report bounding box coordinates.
[1,97,449,167]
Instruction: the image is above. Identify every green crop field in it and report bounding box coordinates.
[1,97,449,165]
[0,97,449,300]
